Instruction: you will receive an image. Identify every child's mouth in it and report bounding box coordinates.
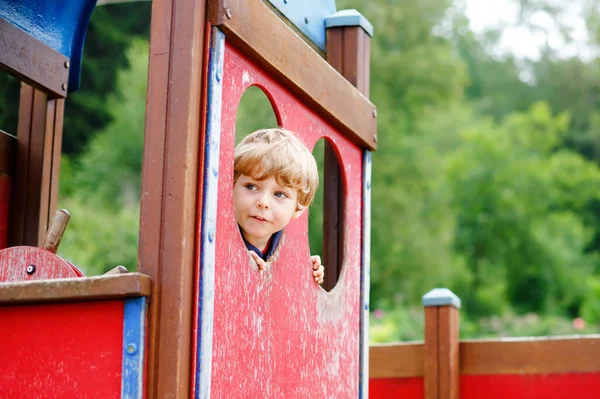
[251,215,267,222]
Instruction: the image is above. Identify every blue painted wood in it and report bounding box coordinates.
[266,0,336,51]
[325,9,373,37]
[195,27,225,399]
[0,0,96,91]
[359,150,371,398]
[121,297,146,399]
[422,288,462,309]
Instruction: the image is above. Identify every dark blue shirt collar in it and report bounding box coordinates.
[239,226,283,261]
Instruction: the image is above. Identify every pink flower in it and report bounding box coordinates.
[573,317,585,330]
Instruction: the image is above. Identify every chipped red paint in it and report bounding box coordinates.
[0,246,81,282]
[0,300,124,398]
[370,377,424,398]
[461,374,600,399]
[205,43,363,397]
[0,173,9,250]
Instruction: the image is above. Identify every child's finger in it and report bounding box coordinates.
[249,251,265,271]
[311,255,321,269]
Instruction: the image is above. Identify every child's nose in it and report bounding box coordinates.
[256,194,270,209]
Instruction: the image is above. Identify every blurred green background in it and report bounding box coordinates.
[2,0,600,341]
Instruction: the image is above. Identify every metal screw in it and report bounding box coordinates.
[127,343,137,354]
[26,264,36,275]
[304,17,309,24]
[208,231,215,243]
[64,61,70,69]
[62,83,67,91]
[225,8,233,19]
[372,109,377,118]
[373,134,378,143]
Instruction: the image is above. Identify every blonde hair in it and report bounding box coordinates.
[234,128,319,207]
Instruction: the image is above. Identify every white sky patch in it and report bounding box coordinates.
[464,0,595,61]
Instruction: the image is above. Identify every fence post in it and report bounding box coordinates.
[423,288,461,399]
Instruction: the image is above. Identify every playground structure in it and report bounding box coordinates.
[1,0,599,398]
[0,0,375,397]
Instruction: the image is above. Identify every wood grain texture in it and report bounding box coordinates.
[10,86,63,247]
[0,273,151,304]
[0,131,16,175]
[438,306,460,399]
[10,83,34,246]
[0,17,69,97]
[370,342,425,378]
[461,336,600,375]
[41,209,70,254]
[208,0,378,150]
[138,0,207,396]
[424,306,439,399]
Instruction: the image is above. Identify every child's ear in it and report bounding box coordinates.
[292,204,306,219]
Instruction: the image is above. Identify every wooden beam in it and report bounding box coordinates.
[370,342,425,378]
[0,131,16,175]
[208,0,378,150]
[0,17,69,97]
[10,84,64,247]
[461,336,600,375]
[138,0,207,397]
[0,273,151,304]
[424,289,461,399]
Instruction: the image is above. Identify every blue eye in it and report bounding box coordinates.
[274,191,288,199]
[244,183,257,191]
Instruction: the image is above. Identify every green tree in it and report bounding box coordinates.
[58,39,149,274]
[447,102,600,316]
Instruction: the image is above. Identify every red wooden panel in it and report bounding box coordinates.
[0,246,80,282]
[0,301,124,398]
[0,173,9,249]
[370,377,424,398]
[208,43,363,397]
[461,373,600,399]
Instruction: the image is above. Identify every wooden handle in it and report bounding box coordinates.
[41,209,70,253]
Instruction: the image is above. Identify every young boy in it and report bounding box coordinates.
[233,128,324,285]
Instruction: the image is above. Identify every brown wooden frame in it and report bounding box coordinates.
[461,336,600,375]
[208,0,378,150]
[10,85,64,247]
[138,0,208,397]
[0,273,151,304]
[370,342,425,378]
[0,17,70,97]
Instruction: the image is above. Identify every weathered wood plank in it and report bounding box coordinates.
[139,0,208,396]
[370,342,425,378]
[461,336,600,375]
[0,17,69,97]
[0,273,151,304]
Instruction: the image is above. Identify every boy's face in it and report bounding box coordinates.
[233,174,305,250]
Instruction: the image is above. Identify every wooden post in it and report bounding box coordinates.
[10,84,65,247]
[423,288,461,399]
[325,10,374,398]
[324,10,373,288]
[138,0,208,397]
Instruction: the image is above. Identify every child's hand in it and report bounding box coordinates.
[310,255,324,285]
[249,250,267,271]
